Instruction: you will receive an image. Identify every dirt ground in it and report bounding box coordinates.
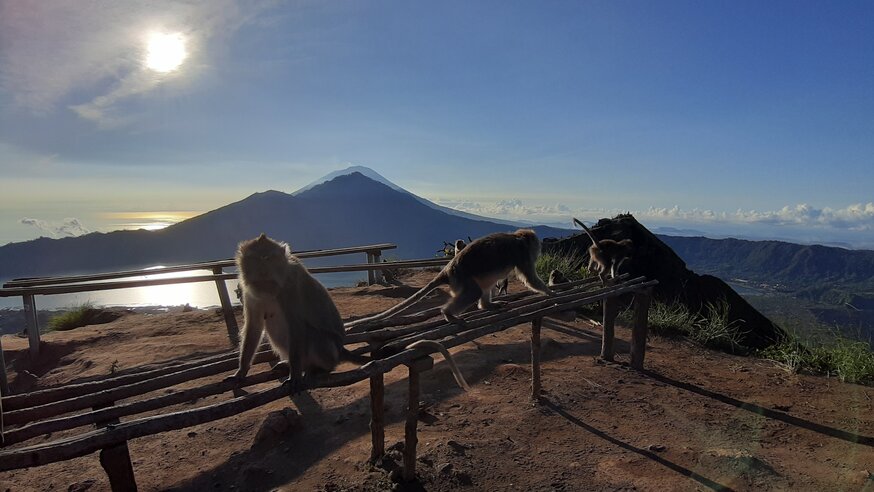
[1,271,873,491]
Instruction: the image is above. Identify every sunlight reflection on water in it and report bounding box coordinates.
[0,269,367,310]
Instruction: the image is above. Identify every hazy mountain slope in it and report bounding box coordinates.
[0,172,570,280]
[659,236,874,300]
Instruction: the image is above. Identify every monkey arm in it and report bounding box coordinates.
[515,264,554,296]
[233,299,264,379]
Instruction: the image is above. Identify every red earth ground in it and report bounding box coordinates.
[1,271,873,491]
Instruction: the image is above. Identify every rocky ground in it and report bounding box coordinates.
[1,271,873,491]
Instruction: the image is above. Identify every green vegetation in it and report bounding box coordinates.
[535,252,590,283]
[628,299,747,353]
[759,330,874,385]
[47,302,96,332]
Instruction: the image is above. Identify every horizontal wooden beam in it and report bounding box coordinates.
[3,243,398,288]
[4,351,277,425]
[0,258,448,298]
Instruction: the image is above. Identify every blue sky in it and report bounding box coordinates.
[1,1,873,248]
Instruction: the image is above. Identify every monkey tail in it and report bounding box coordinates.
[405,340,471,391]
[339,347,371,366]
[347,273,449,328]
[572,217,599,245]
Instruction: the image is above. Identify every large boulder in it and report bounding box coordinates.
[542,215,785,349]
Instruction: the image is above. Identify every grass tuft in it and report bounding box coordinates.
[47,302,96,332]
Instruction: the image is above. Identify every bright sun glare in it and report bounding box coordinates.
[145,32,187,73]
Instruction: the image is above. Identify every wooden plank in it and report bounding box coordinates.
[601,297,618,362]
[630,289,652,370]
[366,252,375,285]
[212,267,240,347]
[3,244,398,288]
[2,345,271,411]
[368,373,385,462]
[531,318,542,403]
[0,334,9,395]
[0,258,449,298]
[93,401,137,492]
[369,250,383,285]
[403,364,421,482]
[1,368,279,446]
[23,294,40,359]
[4,350,277,425]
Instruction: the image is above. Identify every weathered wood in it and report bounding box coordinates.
[368,373,385,462]
[343,274,620,335]
[630,288,652,370]
[4,350,277,425]
[403,364,421,482]
[93,401,137,492]
[0,258,449,298]
[3,243,399,288]
[213,267,240,347]
[0,383,295,471]
[2,368,279,446]
[531,317,542,403]
[380,278,650,353]
[100,444,138,492]
[2,344,271,411]
[601,297,618,361]
[0,333,9,395]
[23,294,40,359]
[0,276,658,474]
[369,249,383,285]
[366,252,376,285]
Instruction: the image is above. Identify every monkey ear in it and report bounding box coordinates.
[257,233,267,241]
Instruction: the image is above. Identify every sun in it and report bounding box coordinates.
[145,32,187,73]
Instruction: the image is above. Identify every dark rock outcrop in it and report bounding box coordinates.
[543,215,785,349]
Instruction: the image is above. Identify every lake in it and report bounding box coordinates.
[0,269,368,311]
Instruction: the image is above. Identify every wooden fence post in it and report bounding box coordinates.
[601,297,618,362]
[368,372,385,462]
[630,289,652,370]
[22,294,40,359]
[403,357,433,482]
[530,317,542,403]
[212,267,239,347]
[93,401,137,491]
[0,333,9,395]
[365,253,375,285]
[371,250,383,284]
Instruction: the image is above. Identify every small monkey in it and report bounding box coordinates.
[573,218,633,282]
[228,234,367,392]
[231,234,471,392]
[454,239,466,256]
[349,229,553,327]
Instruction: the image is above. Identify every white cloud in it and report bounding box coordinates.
[435,197,874,235]
[639,202,874,232]
[20,218,91,238]
[0,1,274,126]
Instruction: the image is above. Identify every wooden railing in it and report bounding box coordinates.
[0,274,657,490]
[0,243,453,395]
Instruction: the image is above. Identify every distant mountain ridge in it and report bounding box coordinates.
[0,172,569,280]
[658,235,874,303]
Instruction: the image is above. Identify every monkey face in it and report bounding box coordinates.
[236,234,290,296]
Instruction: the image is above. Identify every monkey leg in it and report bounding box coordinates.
[478,291,507,311]
[441,282,482,326]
